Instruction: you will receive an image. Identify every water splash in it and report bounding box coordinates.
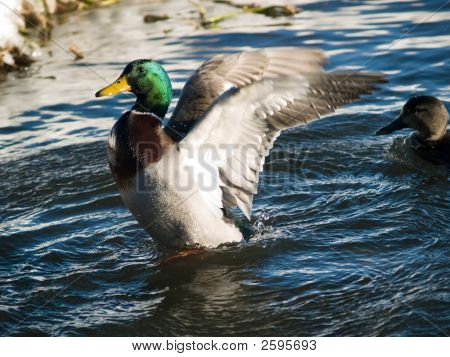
[252,209,271,233]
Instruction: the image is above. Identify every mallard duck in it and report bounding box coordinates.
[96,48,385,248]
[376,96,450,165]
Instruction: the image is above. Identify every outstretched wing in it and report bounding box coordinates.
[179,72,385,219]
[164,48,326,140]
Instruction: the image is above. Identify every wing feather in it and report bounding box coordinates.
[164,48,326,140]
[179,71,385,219]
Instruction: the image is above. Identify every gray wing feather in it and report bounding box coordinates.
[267,73,386,130]
[165,48,326,140]
[179,62,385,219]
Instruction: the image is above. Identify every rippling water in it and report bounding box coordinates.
[1,0,449,336]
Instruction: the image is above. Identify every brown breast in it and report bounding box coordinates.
[107,111,174,189]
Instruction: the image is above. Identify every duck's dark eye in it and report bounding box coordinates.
[138,67,145,74]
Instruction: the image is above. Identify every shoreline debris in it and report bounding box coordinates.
[0,0,119,81]
[68,43,83,60]
[214,1,300,18]
[143,13,169,23]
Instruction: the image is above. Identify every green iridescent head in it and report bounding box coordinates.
[95,59,172,118]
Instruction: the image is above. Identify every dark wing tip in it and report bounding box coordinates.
[340,72,388,84]
[361,72,388,85]
[332,72,388,97]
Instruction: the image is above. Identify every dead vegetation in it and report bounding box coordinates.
[142,0,300,30]
[1,0,300,81]
[0,0,118,80]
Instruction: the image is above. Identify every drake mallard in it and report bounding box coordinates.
[376,95,450,165]
[96,48,385,248]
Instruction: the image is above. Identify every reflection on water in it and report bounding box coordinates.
[0,0,449,336]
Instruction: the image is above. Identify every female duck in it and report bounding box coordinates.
[376,96,450,165]
[96,48,385,248]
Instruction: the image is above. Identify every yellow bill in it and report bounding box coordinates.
[95,75,131,97]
